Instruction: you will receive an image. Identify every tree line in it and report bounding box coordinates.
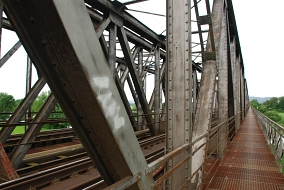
[250,97,284,126]
[0,91,69,129]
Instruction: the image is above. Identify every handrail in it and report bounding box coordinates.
[252,108,284,172]
[106,110,248,189]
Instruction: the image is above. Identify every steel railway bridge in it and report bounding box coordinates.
[0,0,283,189]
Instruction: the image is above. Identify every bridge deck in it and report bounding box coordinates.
[206,108,284,189]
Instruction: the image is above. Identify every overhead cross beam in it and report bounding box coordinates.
[123,0,149,6]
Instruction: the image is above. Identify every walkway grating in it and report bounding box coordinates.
[205,108,284,190]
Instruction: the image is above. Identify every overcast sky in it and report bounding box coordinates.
[0,0,283,100]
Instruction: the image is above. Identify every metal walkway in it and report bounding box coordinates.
[206,108,284,189]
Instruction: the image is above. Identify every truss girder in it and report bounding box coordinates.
[9,94,57,169]
[192,61,217,188]
[2,0,154,188]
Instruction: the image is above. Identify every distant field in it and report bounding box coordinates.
[0,126,51,135]
[13,126,26,134]
[0,126,25,134]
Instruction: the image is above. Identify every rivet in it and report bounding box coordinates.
[30,16,35,23]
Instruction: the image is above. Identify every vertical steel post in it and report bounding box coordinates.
[108,22,117,80]
[166,0,192,188]
[240,70,245,120]
[25,56,33,132]
[231,38,240,130]
[226,15,235,140]
[0,1,3,59]
[138,48,143,130]
[217,2,229,158]
[192,70,197,115]
[154,46,160,133]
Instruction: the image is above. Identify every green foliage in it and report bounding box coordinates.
[265,111,281,122]
[32,91,69,130]
[263,97,279,110]
[31,91,50,113]
[250,99,260,109]
[277,97,284,111]
[255,96,284,126]
[0,92,16,120]
[258,104,268,113]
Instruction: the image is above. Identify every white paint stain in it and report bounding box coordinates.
[94,76,125,131]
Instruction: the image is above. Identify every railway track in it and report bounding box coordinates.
[3,128,76,153]
[0,134,165,189]
[1,120,218,189]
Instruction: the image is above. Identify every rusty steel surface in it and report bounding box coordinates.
[206,108,284,189]
[0,143,19,182]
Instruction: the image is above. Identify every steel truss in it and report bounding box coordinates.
[0,0,249,189]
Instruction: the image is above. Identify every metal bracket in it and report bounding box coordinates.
[109,11,123,27]
[202,51,216,61]
[198,15,212,25]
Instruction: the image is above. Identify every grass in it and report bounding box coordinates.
[0,126,26,134]
[0,126,52,135]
